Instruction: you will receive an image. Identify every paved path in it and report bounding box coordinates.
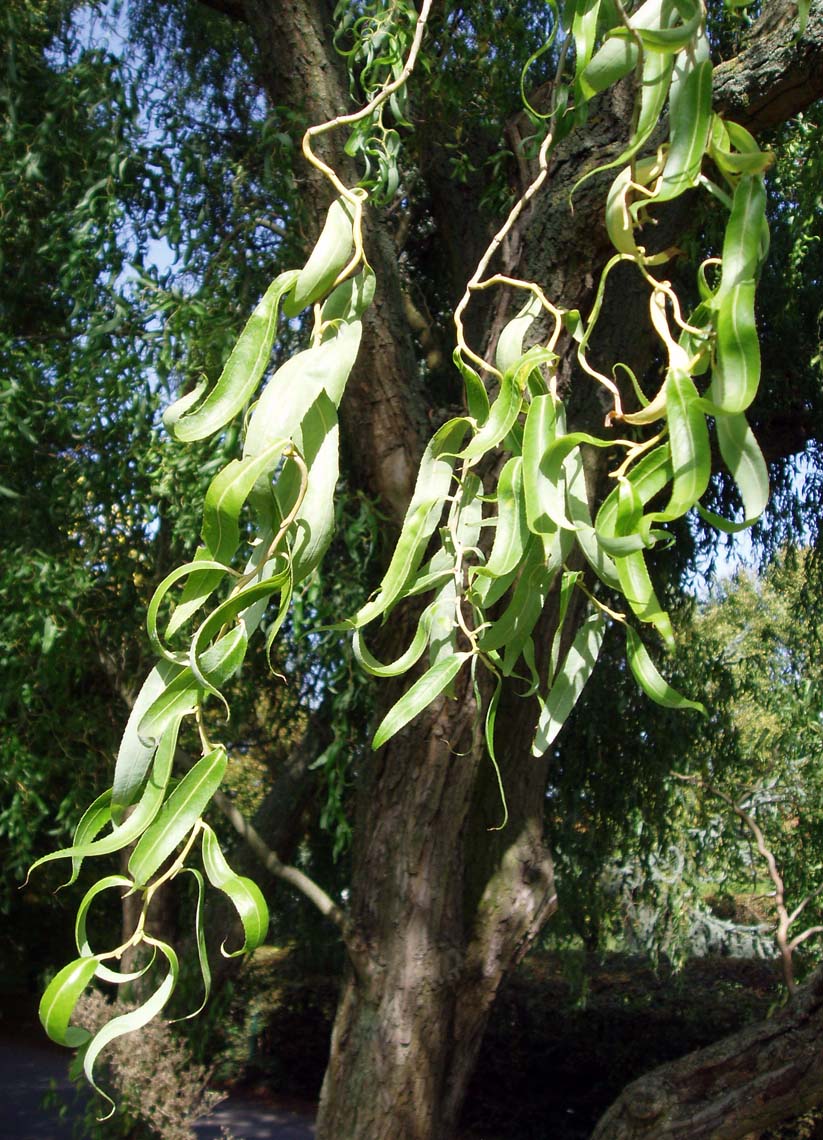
[195,1096,315,1139]
[0,1039,315,1140]
[0,1040,76,1140]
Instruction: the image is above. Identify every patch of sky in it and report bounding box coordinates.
[689,447,820,600]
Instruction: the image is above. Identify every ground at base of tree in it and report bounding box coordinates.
[4,952,821,1140]
[237,950,809,1140]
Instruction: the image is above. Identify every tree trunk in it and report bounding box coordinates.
[191,1,823,1136]
[316,664,557,1139]
[592,963,823,1140]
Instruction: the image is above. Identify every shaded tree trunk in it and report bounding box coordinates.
[194,0,823,1136]
[314,662,558,1139]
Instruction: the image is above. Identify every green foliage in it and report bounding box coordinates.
[677,556,823,936]
[24,0,806,1113]
[546,551,823,969]
[25,3,406,1094]
[48,987,226,1140]
[0,0,159,905]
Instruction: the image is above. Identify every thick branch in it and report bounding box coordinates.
[592,964,823,1140]
[713,0,823,131]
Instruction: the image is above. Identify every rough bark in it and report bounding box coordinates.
[189,2,823,1138]
[713,0,823,131]
[315,664,558,1140]
[592,964,823,1140]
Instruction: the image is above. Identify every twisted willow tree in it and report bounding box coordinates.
[28,1,823,1137]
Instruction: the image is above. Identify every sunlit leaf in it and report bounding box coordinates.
[625,625,706,713]
[372,653,469,750]
[39,957,97,1048]
[200,824,270,955]
[165,271,299,442]
[532,613,606,756]
[128,747,227,887]
[352,417,469,627]
[112,660,182,821]
[82,939,179,1119]
[283,197,355,316]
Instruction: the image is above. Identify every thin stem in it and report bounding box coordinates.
[453,27,573,377]
[145,820,205,899]
[474,274,565,354]
[788,926,823,953]
[677,775,797,996]
[454,127,556,379]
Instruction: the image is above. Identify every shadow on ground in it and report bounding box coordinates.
[0,1031,315,1140]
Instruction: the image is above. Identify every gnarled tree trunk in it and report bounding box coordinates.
[593,963,823,1140]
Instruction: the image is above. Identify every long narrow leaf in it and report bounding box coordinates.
[626,625,706,713]
[74,875,152,985]
[137,626,247,747]
[372,654,468,750]
[699,411,769,532]
[200,824,269,955]
[129,747,227,887]
[113,660,182,821]
[82,939,179,1120]
[166,271,298,442]
[243,319,362,458]
[39,957,98,1048]
[654,49,712,202]
[522,394,559,535]
[353,418,468,627]
[171,868,211,1019]
[283,197,355,316]
[201,440,289,565]
[353,605,433,677]
[495,295,543,374]
[532,613,606,756]
[473,457,528,585]
[146,558,231,664]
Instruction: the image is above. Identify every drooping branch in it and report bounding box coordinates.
[234,0,427,523]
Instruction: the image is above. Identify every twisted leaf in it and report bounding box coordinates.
[201,824,270,955]
[129,747,227,887]
[165,271,298,442]
[39,957,98,1048]
[82,939,179,1119]
[625,625,706,713]
[283,197,355,316]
